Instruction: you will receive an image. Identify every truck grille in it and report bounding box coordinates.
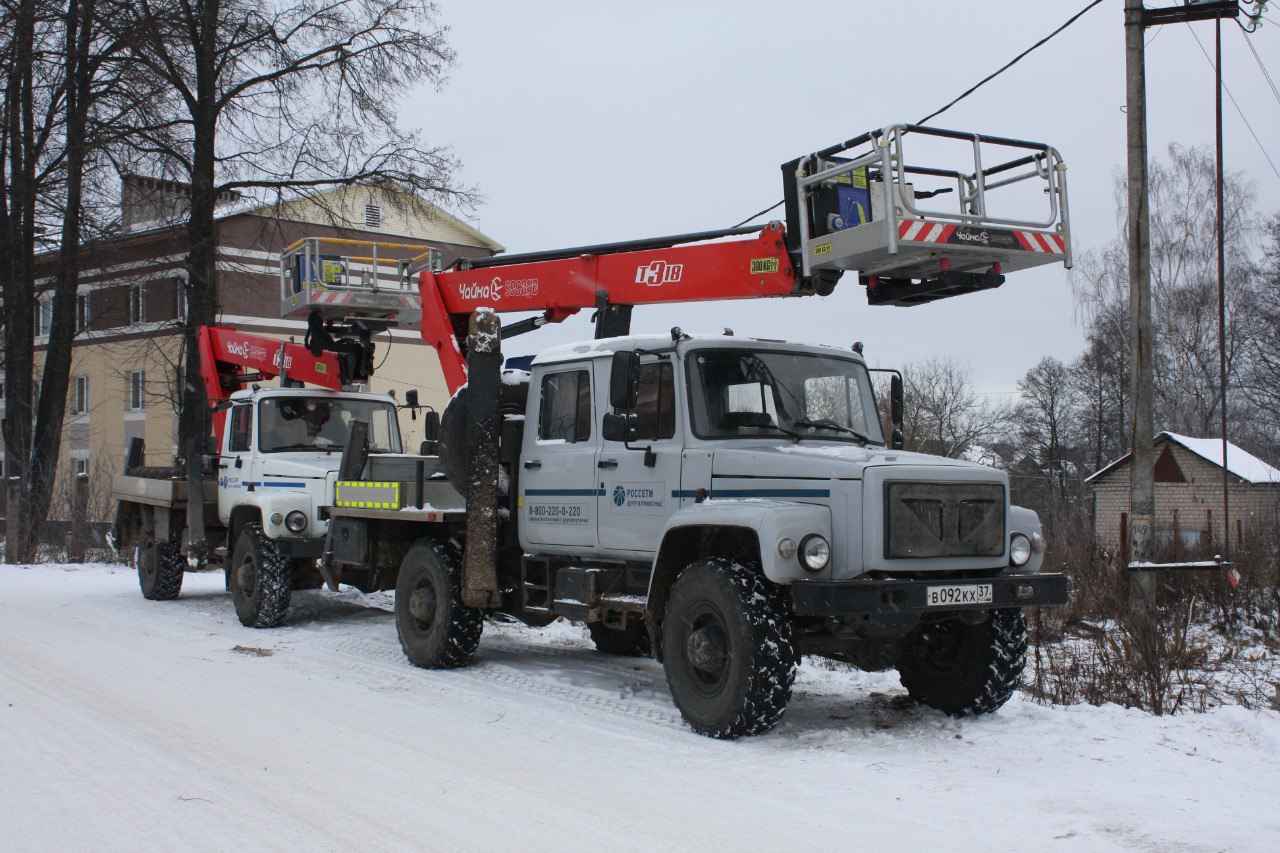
[884,482,1005,559]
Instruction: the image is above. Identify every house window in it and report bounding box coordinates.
[76,293,90,331]
[72,376,89,416]
[35,295,53,337]
[73,457,88,478]
[364,202,383,229]
[129,284,145,325]
[129,370,145,411]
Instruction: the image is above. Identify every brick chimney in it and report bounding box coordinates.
[120,173,242,228]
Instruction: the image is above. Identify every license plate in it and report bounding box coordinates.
[926,583,993,607]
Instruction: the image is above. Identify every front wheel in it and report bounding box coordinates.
[230,523,294,628]
[896,609,1027,716]
[661,559,797,739]
[137,531,184,601]
[394,538,483,669]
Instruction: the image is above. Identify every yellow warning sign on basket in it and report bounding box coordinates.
[834,167,868,189]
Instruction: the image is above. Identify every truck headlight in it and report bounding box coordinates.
[1010,533,1032,567]
[799,534,830,572]
[285,510,308,534]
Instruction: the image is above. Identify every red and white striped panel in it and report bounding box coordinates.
[1014,230,1066,254]
[897,221,956,243]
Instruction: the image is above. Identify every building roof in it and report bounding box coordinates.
[1084,432,1280,485]
[110,181,503,253]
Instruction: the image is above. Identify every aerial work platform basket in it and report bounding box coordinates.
[783,124,1072,306]
[279,237,441,327]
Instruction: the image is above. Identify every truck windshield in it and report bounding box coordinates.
[688,349,885,444]
[258,397,402,454]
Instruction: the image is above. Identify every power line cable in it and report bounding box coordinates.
[1186,23,1280,181]
[916,0,1105,125]
[1237,24,1280,109]
[732,0,1106,227]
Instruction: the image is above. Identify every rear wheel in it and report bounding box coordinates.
[661,559,797,739]
[136,531,184,601]
[394,538,483,668]
[588,615,651,657]
[896,609,1027,716]
[230,523,294,628]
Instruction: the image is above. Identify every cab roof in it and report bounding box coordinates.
[531,332,857,367]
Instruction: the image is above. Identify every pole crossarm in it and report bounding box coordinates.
[1141,1,1240,27]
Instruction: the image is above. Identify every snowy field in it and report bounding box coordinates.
[2,563,1278,852]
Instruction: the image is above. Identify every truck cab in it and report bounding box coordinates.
[519,332,1045,585]
[214,386,402,625]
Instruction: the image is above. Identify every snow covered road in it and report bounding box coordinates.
[2,563,1277,852]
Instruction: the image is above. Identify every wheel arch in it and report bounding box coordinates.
[228,504,263,550]
[645,524,763,661]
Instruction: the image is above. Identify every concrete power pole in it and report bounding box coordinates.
[1124,0,1156,571]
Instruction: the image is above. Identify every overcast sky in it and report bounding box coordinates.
[412,1,1280,395]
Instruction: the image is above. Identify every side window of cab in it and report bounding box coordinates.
[228,404,252,452]
[538,369,592,443]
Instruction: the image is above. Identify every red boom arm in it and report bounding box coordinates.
[418,222,802,393]
[198,325,344,446]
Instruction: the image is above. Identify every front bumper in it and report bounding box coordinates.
[274,536,326,559]
[791,571,1069,617]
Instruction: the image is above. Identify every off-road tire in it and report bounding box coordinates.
[136,532,184,601]
[394,538,483,669]
[588,615,652,657]
[661,558,797,739]
[230,523,294,628]
[438,371,530,495]
[896,608,1027,716]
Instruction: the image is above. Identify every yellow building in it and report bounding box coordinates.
[28,177,502,520]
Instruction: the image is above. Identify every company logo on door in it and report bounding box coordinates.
[636,260,683,287]
[610,482,665,515]
[457,275,540,302]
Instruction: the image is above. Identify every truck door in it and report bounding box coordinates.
[217,401,254,525]
[597,357,682,553]
[520,363,599,547]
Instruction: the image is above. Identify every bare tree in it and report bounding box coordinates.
[116,0,472,456]
[901,356,1009,459]
[1071,144,1259,445]
[1,0,155,560]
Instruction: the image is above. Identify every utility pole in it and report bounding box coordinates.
[1214,17,1230,563]
[1124,0,1156,577]
[1124,1,1240,586]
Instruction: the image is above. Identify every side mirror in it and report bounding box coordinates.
[602,412,630,443]
[422,409,440,442]
[890,373,904,427]
[609,350,640,411]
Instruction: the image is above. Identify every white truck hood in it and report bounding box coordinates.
[710,442,989,480]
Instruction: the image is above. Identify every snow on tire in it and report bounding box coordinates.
[896,608,1027,717]
[230,522,294,629]
[661,558,798,739]
[137,533,184,601]
[394,537,483,669]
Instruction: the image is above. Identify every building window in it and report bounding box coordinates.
[129,284,145,325]
[76,293,90,331]
[73,457,88,478]
[35,295,53,337]
[364,202,382,229]
[129,370,145,411]
[72,376,89,416]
